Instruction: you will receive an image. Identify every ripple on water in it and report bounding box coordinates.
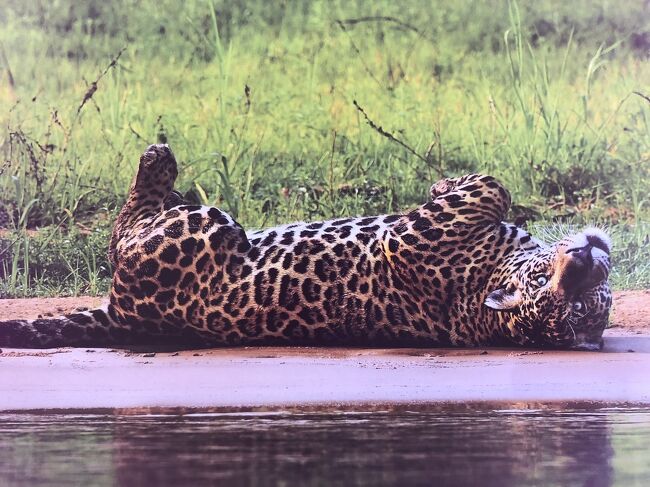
[0,404,649,486]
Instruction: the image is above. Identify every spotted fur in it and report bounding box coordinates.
[0,145,612,350]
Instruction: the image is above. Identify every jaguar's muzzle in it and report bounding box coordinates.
[555,229,611,298]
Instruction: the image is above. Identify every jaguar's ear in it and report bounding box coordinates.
[484,287,523,310]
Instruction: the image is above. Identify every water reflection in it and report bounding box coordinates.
[1,407,649,486]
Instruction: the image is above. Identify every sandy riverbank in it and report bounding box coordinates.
[0,291,648,411]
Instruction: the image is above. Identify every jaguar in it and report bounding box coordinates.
[0,144,612,350]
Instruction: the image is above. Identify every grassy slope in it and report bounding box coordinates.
[0,0,648,296]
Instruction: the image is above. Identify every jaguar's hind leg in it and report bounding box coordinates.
[109,144,179,267]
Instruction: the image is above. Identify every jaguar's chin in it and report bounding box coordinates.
[564,328,606,351]
[569,338,604,351]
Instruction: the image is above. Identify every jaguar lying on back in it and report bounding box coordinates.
[0,144,612,350]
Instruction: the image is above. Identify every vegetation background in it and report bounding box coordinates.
[0,0,648,297]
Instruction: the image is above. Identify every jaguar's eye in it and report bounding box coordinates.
[535,275,548,287]
[572,301,584,313]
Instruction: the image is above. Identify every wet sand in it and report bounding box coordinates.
[1,291,649,411]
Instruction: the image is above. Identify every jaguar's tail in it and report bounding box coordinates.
[0,303,122,348]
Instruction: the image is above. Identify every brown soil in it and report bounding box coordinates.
[0,296,105,320]
[609,290,650,334]
[0,291,648,331]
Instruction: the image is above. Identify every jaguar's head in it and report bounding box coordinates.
[485,227,612,351]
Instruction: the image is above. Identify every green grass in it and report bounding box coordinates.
[0,0,649,297]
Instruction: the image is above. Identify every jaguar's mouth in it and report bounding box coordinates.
[569,337,604,351]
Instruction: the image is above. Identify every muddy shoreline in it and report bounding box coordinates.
[1,291,649,411]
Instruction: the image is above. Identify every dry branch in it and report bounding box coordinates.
[335,21,384,90]
[353,100,430,165]
[0,41,15,89]
[76,47,126,116]
[634,91,650,105]
[336,16,428,40]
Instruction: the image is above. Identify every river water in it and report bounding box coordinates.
[1,406,649,486]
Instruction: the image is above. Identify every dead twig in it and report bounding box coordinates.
[0,157,11,177]
[0,41,15,90]
[633,91,650,105]
[336,21,384,90]
[353,99,431,166]
[8,130,45,191]
[128,123,146,142]
[51,110,70,151]
[336,16,429,41]
[76,47,126,117]
[244,84,251,112]
[328,130,337,206]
